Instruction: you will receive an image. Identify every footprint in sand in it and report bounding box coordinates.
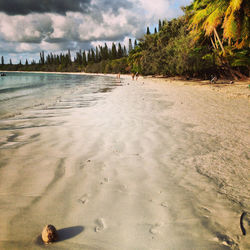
[95,218,106,232]
[79,162,85,169]
[78,194,89,205]
[149,224,162,235]
[100,177,109,184]
[199,206,211,216]
[161,201,168,208]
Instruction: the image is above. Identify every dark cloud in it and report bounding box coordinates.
[91,0,133,15]
[0,0,91,15]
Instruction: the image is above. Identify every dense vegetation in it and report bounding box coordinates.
[0,0,249,79]
[129,0,250,79]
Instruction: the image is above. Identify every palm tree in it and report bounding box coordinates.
[188,0,249,54]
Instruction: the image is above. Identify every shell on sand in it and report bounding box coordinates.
[41,224,58,244]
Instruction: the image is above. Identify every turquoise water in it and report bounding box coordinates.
[0,72,117,119]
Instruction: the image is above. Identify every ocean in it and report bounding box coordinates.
[0,72,118,119]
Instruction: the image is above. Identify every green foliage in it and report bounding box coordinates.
[126,3,249,78]
[188,0,250,49]
[85,58,129,74]
[127,17,215,77]
[228,49,250,67]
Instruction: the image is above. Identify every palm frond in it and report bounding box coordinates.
[203,4,227,35]
[223,14,238,39]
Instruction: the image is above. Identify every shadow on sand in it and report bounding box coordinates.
[36,226,84,246]
[57,226,84,242]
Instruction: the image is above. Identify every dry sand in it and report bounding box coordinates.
[0,75,249,249]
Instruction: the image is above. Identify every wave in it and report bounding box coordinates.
[0,83,45,94]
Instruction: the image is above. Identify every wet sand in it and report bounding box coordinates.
[0,75,249,249]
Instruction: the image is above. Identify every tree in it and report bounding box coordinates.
[134,39,138,48]
[9,59,12,65]
[117,43,123,58]
[91,49,95,62]
[82,50,87,66]
[111,42,117,59]
[25,59,28,65]
[95,47,100,62]
[146,26,151,35]
[123,45,127,56]
[103,43,109,60]
[154,27,157,34]
[158,20,162,31]
[128,38,133,53]
[40,51,45,64]
[75,49,83,65]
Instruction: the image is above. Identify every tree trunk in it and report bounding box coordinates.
[210,37,216,50]
[213,33,219,49]
[223,64,247,80]
[213,28,225,54]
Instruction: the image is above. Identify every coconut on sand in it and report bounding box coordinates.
[41,225,58,244]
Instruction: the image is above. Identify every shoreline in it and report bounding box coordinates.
[2,70,249,100]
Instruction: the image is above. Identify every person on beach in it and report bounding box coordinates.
[135,72,139,80]
[116,72,121,83]
[132,73,135,80]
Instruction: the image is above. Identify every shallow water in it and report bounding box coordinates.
[0,72,116,119]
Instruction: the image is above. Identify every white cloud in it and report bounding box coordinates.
[138,0,171,20]
[0,13,53,43]
[0,0,192,59]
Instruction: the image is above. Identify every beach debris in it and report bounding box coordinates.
[240,212,247,235]
[229,80,234,84]
[41,224,58,244]
[210,75,217,84]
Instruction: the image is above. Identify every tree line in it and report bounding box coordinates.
[0,40,134,73]
[1,0,249,79]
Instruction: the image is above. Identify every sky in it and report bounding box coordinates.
[0,0,192,64]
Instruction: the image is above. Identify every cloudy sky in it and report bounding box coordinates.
[0,0,191,63]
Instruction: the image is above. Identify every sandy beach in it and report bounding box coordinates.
[0,75,249,249]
